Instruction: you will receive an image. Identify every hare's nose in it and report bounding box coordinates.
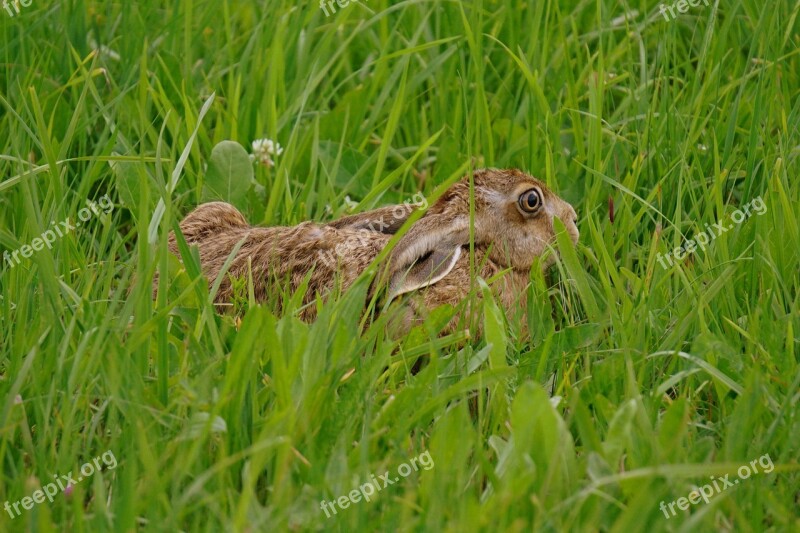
[567,205,578,225]
[563,205,580,244]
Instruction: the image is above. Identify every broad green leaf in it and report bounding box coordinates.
[202,140,254,210]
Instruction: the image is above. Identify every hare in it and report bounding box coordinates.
[163,168,579,334]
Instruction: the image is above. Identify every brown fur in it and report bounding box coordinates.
[159,168,579,335]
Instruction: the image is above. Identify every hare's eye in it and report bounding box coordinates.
[518,189,542,214]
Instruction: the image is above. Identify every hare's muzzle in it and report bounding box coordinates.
[559,203,580,245]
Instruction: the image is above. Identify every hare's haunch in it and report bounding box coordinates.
[164,168,579,333]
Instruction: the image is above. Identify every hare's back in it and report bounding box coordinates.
[205,222,392,304]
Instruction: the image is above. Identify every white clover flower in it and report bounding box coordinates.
[249,138,283,167]
[88,37,121,61]
[343,195,359,212]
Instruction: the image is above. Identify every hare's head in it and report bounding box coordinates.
[387,168,579,298]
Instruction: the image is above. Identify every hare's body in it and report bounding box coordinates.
[163,169,579,334]
[169,203,391,318]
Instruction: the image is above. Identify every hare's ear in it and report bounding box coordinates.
[386,216,469,300]
[328,205,418,234]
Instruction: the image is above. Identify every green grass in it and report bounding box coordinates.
[1,0,799,531]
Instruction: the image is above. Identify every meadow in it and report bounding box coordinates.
[1,0,799,531]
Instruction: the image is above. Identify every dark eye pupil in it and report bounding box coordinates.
[518,189,541,213]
